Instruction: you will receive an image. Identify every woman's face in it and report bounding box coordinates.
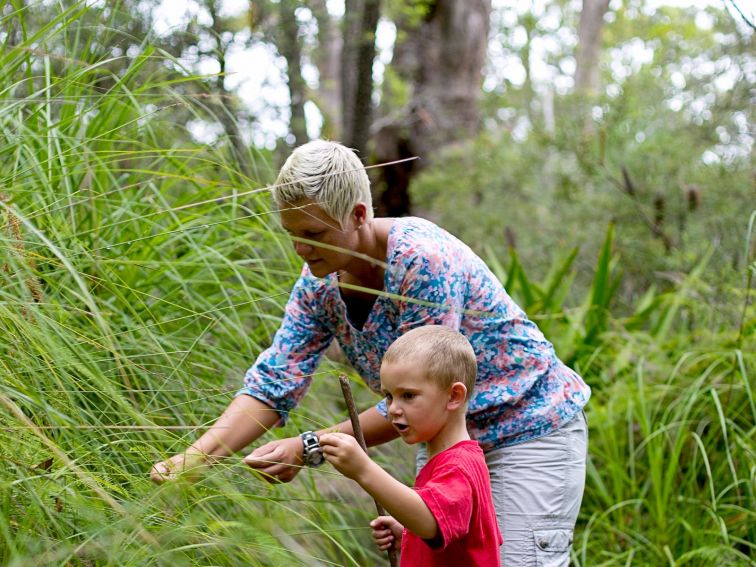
[279,200,362,277]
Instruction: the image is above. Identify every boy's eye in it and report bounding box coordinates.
[401,392,415,400]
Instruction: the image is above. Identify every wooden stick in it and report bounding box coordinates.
[338,374,398,567]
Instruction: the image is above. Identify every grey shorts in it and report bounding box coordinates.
[416,412,588,566]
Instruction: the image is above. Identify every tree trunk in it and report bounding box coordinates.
[207,0,252,178]
[520,13,535,124]
[279,0,309,146]
[341,0,364,144]
[574,0,610,97]
[341,0,380,159]
[309,0,342,139]
[349,0,380,158]
[374,0,492,216]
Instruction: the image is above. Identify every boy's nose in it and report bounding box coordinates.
[387,400,401,416]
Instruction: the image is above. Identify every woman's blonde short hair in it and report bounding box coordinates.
[382,325,477,402]
[272,140,373,228]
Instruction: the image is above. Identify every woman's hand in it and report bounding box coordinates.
[243,436,304,483]
[370,515,403,551]
[149,396,282,484]
[150,451,207,483]
[320,432,371,480]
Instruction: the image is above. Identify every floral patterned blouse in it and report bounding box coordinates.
[238,217,590,451]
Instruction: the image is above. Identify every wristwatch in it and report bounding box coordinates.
[299,431,324,467]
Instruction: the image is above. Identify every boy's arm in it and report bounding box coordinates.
[244,406,397,483]
[320,433,438,540]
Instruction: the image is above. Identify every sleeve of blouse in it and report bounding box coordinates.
[235,271,333,424]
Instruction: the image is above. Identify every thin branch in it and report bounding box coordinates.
[338,374,398,567]
[724,0,756,30]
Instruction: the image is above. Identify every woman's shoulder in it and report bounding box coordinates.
[390,217,457,255]
[392,216,444,236]
[389,217,482,269]
[383,218,482,294]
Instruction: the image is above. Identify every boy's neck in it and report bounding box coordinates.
[427,411,471,459]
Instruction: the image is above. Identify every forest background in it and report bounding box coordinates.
[0,0,753,565]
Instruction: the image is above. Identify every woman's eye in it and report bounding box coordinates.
[304,231,324,239]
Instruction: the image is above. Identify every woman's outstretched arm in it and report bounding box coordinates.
[151,399,398,484]
[150,395,279,483]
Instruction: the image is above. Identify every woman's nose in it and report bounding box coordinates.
[293,241,313,257]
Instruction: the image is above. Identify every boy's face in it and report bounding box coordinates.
[380,360,452,446]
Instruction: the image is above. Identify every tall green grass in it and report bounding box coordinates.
[1,3,753,566]
[497,229,755,565]
[1,3,390,565]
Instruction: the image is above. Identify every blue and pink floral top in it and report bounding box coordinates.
[238,217,590,451]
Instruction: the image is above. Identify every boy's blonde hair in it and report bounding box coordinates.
[272,140,373,229]
[382,325,477,401]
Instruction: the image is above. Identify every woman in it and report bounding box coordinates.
[151,140,590,566]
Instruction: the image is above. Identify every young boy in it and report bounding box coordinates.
[319,325,502,566]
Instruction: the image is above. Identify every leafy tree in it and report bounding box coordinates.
[412,1,753,315]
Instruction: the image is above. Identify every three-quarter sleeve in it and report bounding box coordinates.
[236,272,334,424]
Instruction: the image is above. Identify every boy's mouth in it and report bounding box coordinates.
[393,423,409,433]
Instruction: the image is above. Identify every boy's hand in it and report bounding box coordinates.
[370,515,403,551]
[319,432,371,479]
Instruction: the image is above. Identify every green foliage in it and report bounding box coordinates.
[577,349,755,566]
[412,119,752,324]
[379,65,411,110]
[485,224,619,364]
[456,0,754,317]
[485,235,755,565]
[385,0,434,30]
[1,2,754,566]
[0,3,385,565]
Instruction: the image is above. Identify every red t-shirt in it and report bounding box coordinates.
[400,440,502,567]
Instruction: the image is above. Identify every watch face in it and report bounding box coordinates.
[301,432,324,466]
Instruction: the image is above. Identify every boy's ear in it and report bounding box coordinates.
[447,382,467,410]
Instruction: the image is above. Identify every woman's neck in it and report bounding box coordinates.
[342,218,393,290]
